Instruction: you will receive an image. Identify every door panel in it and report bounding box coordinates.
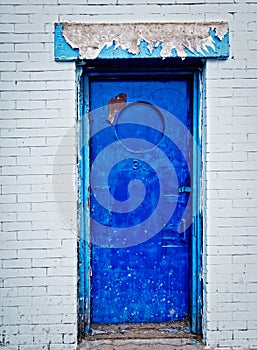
[88,78,192,323]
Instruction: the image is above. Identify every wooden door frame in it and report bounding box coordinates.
[77,59,203,338]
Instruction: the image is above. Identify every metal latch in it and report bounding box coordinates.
[178,186,191,193]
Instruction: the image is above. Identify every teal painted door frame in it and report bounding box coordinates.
[78,61,203,337]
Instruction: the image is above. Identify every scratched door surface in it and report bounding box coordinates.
[88,77,192,324]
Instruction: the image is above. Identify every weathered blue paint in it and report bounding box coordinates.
[88,79,192,323]
[54,23,79,61]
[78,72,91,335]
[183,29,229,58]
[54,23,229,61]
[77,65,203,335]
[90,124,190,230]
[191,71,203,334]
[97,30,229,60]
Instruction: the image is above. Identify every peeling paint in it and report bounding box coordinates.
[108,93,127,124]
[62,22,228,59]
[89,78,191,324]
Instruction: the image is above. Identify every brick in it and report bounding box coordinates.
[16,80,46,90]
[30,90,59,100]
[14,4,43,13]
[0,52,28,61]
[0,23,14,31]
[3,165,50,176]
[4,277,34,288]
[1,194,17,204]
[16,138,46,147]
[1,14,29,24]
[0,4,16,11]
[2,221,32,232]
[28,33,52,42]
[0,156,16,166]
[15,42,45,52]
[17,250,48,260]
[3,184,30,194]
[17,230,48,240]
[3,238,62,250]
[17,174,49,184]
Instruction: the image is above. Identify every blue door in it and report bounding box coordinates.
[88,77,192,324]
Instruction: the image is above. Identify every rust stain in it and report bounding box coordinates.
[108,93,127,124]
[62,22,228,59]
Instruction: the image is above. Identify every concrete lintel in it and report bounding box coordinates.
[54,22,229,61]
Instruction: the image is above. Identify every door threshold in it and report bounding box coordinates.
[83,320,201,341]
[79,338,204,350]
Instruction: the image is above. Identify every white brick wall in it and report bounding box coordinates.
[203,3,257,344]
[0,1,257,349]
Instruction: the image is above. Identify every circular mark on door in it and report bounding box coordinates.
[115,102,165,153]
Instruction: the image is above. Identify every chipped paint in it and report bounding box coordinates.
[89,78,192,324]
[61,22,228,59]
[108,93,127,124]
